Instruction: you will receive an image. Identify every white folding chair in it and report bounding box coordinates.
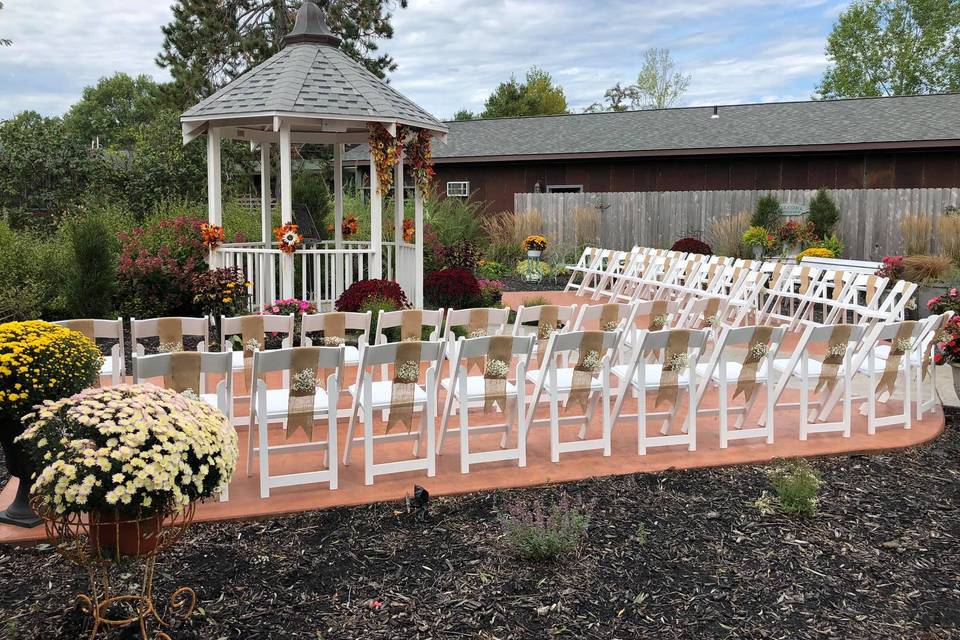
[770,323,866,440]
[437,335,534,472]
[511,303,577,363]
[570,302,637,353]
[301,311,372,366]
[54,318,125,385]
[132,351,234,500]
[343,340,444,485]
[248,346,344,497]
[221,313,295,373]
[130,316,210,355]
[524,330,620,462]
[611,328,709,454]
[442,307,511,345]
[694,325,786,448]
[858,320,926,434]
[374,308,444,345]
[563,247,602,292]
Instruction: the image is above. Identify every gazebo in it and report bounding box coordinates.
[180,0,448,309]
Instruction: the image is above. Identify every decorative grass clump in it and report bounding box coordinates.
[500,494,590,562]
[769,458,822,517]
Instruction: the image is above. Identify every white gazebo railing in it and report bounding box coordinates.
[214,240,417,311]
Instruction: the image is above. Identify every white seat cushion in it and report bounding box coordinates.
[772,358,845,378]
[611,363,691,388]
[871,345,922,366]
[201,393,221,411]
[441,375,517,399]
[526,368,602,392]
[348,380,427,408]
[260,387,331,418]
[343,345,360,365]
[100,357,115,376]
[696,361,769,382]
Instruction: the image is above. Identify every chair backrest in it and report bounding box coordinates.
[251,345,345,377]
[805,323,867,352]
[451,334,535,363]
[632,299,680,329]
[301,311,372,347]
[442,307,511,344]
[635,327,710,355]
[54,318,123,340]
[375,309,445,343]
[356,340,445,370]
[572,302,636,331]
[512,304,577,335]
[132,351,233,398]
[220,314,295,350]
[539,330,621,370]
[675,296,728,331]
[130,316,210,356]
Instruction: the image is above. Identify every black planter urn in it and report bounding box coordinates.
[0,423,41,528]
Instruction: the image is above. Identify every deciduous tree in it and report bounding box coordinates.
[64,73,161,149]
[587,48,690,112]
[0,1,11,47]
[481,67,568,118]
[817,0,960,98]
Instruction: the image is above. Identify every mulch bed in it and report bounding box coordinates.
[1,412,959,639]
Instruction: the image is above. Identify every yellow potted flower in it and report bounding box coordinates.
[524,235,547,258]
[0,321,102,527]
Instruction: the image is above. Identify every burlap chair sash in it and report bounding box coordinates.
[287,347,322,440]
[322,312,347,344]
[798,267,811,295]
[814,324,854,394]
[647,300,668,331]
[732,326,774,402]
[702,298,721,329]
[157,317,183,352]
[567,331,604,411]
[387,341,423,433]
[599,304,621,332]
[865,275,880,305]
[65,319,96,341]
[240,315,266,391]
[876,322,917,396]
[466,308,491,373]
[483,336,514,413]
[536,305,560,354]
[165,351,202,395]
[832,271,845,300]
[652,330,692,409]
[400,310,423,342]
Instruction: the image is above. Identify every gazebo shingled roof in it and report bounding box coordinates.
[180,0,447,136]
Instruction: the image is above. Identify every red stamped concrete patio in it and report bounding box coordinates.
[0,291,944,545]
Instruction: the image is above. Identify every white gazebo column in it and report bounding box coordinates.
[260,142,272,245]
[394,149,404,244]
[206,128,222,269]
[333,142,344,296]
[279,121,295,298]
[369,149,383,280]
[414,184,424,308]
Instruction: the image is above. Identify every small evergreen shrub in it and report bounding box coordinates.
[751,194,783,230]
[424,268,481,309]
[769,459,821,517]
[807,188,840,238]
[335,279,409,312]
[670,237,712,255]
[65,214,117,318]
[500,494,590,562]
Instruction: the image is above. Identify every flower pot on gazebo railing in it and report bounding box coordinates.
[0,321,102,528]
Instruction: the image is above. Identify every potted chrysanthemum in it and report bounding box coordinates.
[0,321,102,527]
[17,384,238,555]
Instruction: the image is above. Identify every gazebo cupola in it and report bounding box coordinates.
[180,0,448,308]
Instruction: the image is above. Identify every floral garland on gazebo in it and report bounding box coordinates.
[404,128,434,192]
[368,123,400,196]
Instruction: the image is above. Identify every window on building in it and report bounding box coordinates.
[446,181,470,197]
[546,185,583,193]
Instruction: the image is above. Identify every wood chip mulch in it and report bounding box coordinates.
[1,411,959,639]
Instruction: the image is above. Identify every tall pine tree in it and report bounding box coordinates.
[157,0,407,108]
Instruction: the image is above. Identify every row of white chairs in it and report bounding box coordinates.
[125,302,948,499]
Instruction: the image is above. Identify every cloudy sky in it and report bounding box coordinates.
[0,0,846,120]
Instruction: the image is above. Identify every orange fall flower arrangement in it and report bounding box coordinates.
[200,223,226,249]
[274,223,304,254]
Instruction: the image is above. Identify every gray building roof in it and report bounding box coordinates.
[343,93,960,163]
[181,1,446,135]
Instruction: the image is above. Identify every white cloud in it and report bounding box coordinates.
[0,0,837,120]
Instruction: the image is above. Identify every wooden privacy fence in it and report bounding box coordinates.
[514,188,960,261]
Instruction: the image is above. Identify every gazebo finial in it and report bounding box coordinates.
[283,0,342,48]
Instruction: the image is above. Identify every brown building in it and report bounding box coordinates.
[344,94,960,213]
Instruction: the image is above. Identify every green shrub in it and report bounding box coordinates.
[500,494,590,562]
[65,214,117,318]
[807,188,840,238]
[751,194,783,230]
[515,259,554,277]
[769,459,821,517]
[477,260,508,279]
[809,233,844,258]
[360,295,400,342]
[293,171,331,238]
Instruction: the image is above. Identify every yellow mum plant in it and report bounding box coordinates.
[524,235,547,251]
[0,321,102,427]
[797,247,835,260]
[17,384,238,517]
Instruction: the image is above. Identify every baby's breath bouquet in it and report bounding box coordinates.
[17,384,238,518]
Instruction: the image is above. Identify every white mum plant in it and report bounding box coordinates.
[16,384,237,517]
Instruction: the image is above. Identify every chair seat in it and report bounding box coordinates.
[611,363,691,387]
[772,358,845,378]
[441,375,517,399]
[696,361,770,382]
[100,357,116,376]
[871,345,922,366]
[348,380,427,407]
[259,388,331,419]
[201,393,221,410]
[526,368,602,392]
[857,356,911,376]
